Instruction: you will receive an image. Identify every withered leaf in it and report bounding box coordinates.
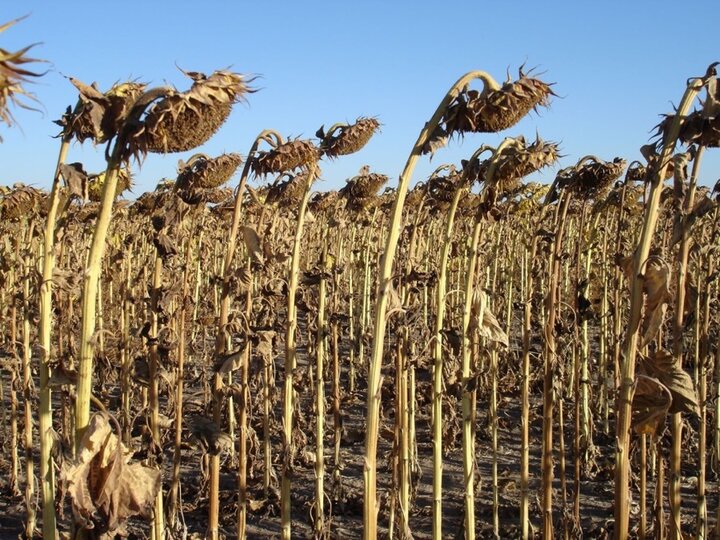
[639,257,671,348]
[59,162,89,199]
[642,350,700,418]
[632,375,671,436]
[242,225,264,266]
[61,412,161,533]
[470,289,509,347]
[187,415,232,455]
[214,344,248,375]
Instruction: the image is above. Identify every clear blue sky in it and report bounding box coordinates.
[2,1,719,196]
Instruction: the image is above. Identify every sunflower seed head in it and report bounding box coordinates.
[424,68,554,155]
[252,139,320,176]
[339,166,388,212]
[560,157,627,200]
[320,117,381,158]
[132,70,254,157]
[175,153,242,204]
[0,183,45,220]
[482,136,560,194]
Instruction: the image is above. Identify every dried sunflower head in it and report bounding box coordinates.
[424,66,555,154]
[87,168,133,202]
[481,136,560,195]
[0,182,45,220]
[131,69,254,156]
[0,17,45,139]
[625,161,647,182]
[175,152,242,204]
[559,156,626,200]
[56,79,146,144]
[655,63,720,148]
[339,165,388,212]
[252,138,320,176]
[425,168,460,211]
[309,190,340,213]
[265,171,312,208]
[318,117,380,158]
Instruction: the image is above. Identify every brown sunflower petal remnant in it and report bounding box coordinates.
[631,374,672,436]
[61,412,161,535]
[0,17,45,137]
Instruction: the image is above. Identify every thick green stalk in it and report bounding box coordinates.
[75,151,122,445]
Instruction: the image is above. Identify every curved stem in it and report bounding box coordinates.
[613,77,703,540]
[38,136,70,540]
[363,69,500,540]
[208,128,284,540]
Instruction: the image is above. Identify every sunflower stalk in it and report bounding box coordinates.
[613,75,704,540]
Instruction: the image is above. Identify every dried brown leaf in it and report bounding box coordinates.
[61,412,161,533]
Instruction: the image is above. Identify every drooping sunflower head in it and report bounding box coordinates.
[131,69,254,156]
[252,138,320,176]
[0,183,45,220]
[338,165,388,212]
[264,171,313,208]
[174,152,242,204]
[309,190,340,213]
[57,79,146,144]
[654,62,720,148]
[560,156,627,200]
[318,117,381,158]
[424,66,555,154]
[478,136,559,198]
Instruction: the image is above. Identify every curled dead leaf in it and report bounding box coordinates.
[470,289,509,347]
[632,375,671,436]
[61,412,161,534]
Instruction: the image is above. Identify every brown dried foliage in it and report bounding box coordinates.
[57,79,146,145]
[61,412,161,535]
